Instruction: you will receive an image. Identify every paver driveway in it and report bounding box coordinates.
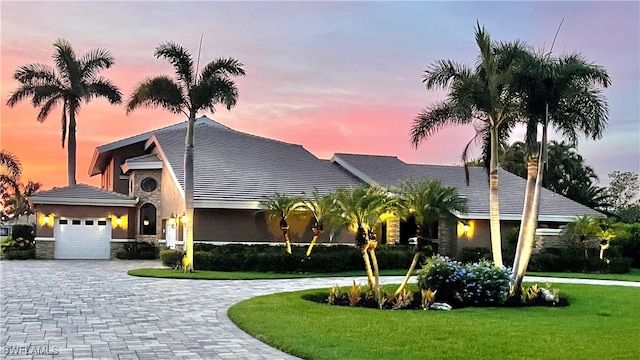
[2,260,638,360]
[0,260,391,360]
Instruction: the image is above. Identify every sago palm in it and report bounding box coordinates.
[301,188,337,256]
[332,185,392,303]
[127,41,246,265]
[7,39,122,185]
[261,193,305,254]
[393,180,467,298]
[411,23,527,267]
[511,50,610,290]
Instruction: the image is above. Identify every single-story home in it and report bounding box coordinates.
[30,116,602,259]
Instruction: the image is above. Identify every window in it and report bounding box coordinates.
[141,178,157,192]
[59,219,68,225]
[85,220,94,225]
[140,203,157,235]
[97,220,107,226]
[72,220,81,225]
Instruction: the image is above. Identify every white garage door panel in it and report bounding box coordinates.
[55,219,111,259]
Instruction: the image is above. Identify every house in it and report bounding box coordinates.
[30,116,602,259]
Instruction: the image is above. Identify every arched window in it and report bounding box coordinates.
[140,203,157,235]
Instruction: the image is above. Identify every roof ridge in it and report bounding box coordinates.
[35,183,136,200]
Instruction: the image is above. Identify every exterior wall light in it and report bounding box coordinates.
[168,217,176,228]
[143,218,150,226]
[181,214,188,224]
[116,217,122,226]
[43,214,52,226]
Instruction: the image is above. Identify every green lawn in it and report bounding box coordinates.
[127,268,407,280]
[528,268,640,282]
[228,284,640,360]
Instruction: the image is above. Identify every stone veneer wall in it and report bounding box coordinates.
[386,217,400,244]
[438,219,456,257]
[110,242,128,259]
[35,240,55,259]
[130,169,163,243]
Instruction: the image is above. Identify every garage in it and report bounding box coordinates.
[55,218,112,259]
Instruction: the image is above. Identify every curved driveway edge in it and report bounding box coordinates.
[1,260,638,359]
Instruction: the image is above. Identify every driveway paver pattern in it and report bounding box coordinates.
[1,260,638,359]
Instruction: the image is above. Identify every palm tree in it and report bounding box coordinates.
[1,151,22,223]
[127,41,246,266]
[411,23,527,267]
[3,181,42,224]
[301,188,337,256]
[261,193,305,254]
[7,39,122,185]
[393,180,467,298]
[511,50,610,290]
[332,185,392,303]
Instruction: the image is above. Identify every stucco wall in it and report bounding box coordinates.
[34,204,136,239]
[101,143,146,194]
[192,208,353,244]
[158,165,185,223]
[453,219,520,259]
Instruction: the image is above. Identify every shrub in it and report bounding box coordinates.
[614,223,640,267]
[116,241,159,259]
[1,237,36,260]
[527,247,632,273]
[461,246,492,264]
[11,224,35,242]
[417,255,511,308]
[189,244,414,273]
[160,250,183,268]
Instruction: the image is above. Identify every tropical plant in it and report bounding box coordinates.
[6,39,122,185]
[260,193,304,254]
[510,48,610,291]
[1,151,22,224]
[392,179,467,298]
[561,215,604,258]
[127,41,246,266]
[411,23,528,267]
[2,181,42,224]
[331,184,392,302]
[300,188,337,256]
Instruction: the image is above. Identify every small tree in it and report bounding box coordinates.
[301,188,338,256]
[260,193,304,254]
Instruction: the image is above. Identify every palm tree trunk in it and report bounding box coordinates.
[284,232,292,254]
[393,252,420,298]
[489,127,503,267]
[361,247,375,289]
[306,235,318,256]
[513,106,549,290]
[512,156,538,289]
[184,112,196,266]
[68,108,77,185]
[368,241,381,302]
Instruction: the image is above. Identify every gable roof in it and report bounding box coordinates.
[149,122,362,208]
[30,184,138,207]
[88,116,229,176]
[332,153,602,222]
[120,154,163,174]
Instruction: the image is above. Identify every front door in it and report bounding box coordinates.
[165,223,176,249]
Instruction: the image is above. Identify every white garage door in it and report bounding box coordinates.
[55,218,111,259]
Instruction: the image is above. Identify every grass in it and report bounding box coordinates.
[228,284,640,360]
[127,268,408,280]
[528,268,640,282]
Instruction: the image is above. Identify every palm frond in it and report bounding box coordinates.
[12,63,59,84]
[80,48,115,79]
[411,101,472,147]
[201,57,247,79]
[423,59,472,89]
[36,94,63,123]
[84,77,123,104]
[52,38,81,88]
[155,42,194,87]
[127,76,186,114]
[192,77,240,112]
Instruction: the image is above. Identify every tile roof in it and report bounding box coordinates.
[332,153,602,220]
[150,122,362,205]
[30,184,138,207]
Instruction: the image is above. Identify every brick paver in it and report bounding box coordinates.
[1,260,638,359]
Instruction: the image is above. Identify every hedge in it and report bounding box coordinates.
[189,244,423,273]
[116,241,159,260]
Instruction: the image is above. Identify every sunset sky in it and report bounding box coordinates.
[1,1,638,190]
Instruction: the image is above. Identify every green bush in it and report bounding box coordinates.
[12,224,35,242]
[527,247,632,273]
[190,244,415,273]
[614,223,640,267]
[461,246,492,264]
[116,241,159,260]
[417,255,512,308]
[160,250,183,267]
[1,236,36,260]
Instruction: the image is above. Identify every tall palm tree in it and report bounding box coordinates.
[511,50,610,290]
[1,151,22,223]
[7,39,122,185]
[411,23,527,267]
[393,180,467,298]
[261,193,304,254]
[127,41,246,265]
[332,185,392,303]
[301,188,337,256]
